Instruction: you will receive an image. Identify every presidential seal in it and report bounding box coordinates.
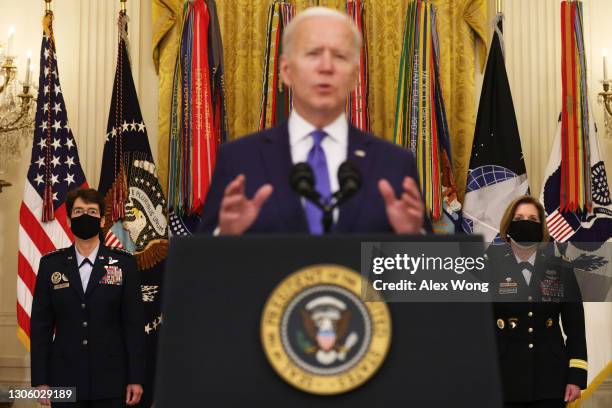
[261,264,391,395]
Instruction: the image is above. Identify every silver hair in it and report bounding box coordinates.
[281,7,363,63]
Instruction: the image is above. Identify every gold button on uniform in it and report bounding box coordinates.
[82,339,88,346]
[528,296,533,301]
[528,311,533,317]
[528,343,534,349]
[528,327,533,333]
[82,321,88,328]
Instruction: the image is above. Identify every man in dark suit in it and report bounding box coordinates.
[199,7,427,235]
[31,188,145,407]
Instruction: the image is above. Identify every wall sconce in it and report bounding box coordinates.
[598,49,612,139]
[597,81,612,139]
[0,28,36,193]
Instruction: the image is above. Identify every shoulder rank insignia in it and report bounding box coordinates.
[43,247,67,258]
[109,247,132,256]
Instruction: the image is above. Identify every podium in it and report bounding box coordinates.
[155,235,502,407]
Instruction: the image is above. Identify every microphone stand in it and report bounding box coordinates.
[304,191,351,234]
[322,203,334,234]
[300,196,334,234]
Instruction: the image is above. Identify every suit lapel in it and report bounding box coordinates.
[85,245,109,297]
[335,126,374,233]
[65,245,85,299]
[260,124,308,232]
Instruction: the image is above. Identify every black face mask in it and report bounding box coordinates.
[507,220,543,245]
[70,214,101,240]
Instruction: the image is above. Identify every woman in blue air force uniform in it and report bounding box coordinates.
[484,196,587,408]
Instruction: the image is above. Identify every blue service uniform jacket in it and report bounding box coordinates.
[484,244,588,402]
[30,244,145,400]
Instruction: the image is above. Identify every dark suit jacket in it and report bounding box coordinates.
[199,122,429,233]
[484,244,587,402]
[30,244,145,400]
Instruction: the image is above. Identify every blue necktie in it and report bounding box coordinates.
[304,130,332,234]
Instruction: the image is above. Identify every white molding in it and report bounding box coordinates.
[598,375,612,390]
[0,357,29,369]
[0,313,16,327]
[0,357,31,385]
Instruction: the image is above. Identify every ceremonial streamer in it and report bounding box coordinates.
[394,0,454,221]
[560,0,591,212]
[346,0,369,131]
[168,0,227,216]
[259,1,295,130]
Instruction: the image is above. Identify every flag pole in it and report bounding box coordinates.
[121,0,127,12]
[496,0,502,14]
[45,0,51,12]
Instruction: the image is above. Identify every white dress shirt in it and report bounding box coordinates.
[75,243,100,291]
[514,252,536,286]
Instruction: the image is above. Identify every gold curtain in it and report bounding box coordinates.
[152,0,488,201]
[152,0,181,195]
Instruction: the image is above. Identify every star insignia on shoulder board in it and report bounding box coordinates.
[42,247,67,258]
[110,247,132,256]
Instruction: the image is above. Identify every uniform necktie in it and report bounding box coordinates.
[304,129,332,234]
[78,258,93,291]
[79,258,93,268]
[517,261,533,285]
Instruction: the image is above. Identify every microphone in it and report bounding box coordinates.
[290,162,320,204]
[335,161,362,204]
[290,161,361,234]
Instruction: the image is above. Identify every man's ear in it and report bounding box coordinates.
[279,54,291,87]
